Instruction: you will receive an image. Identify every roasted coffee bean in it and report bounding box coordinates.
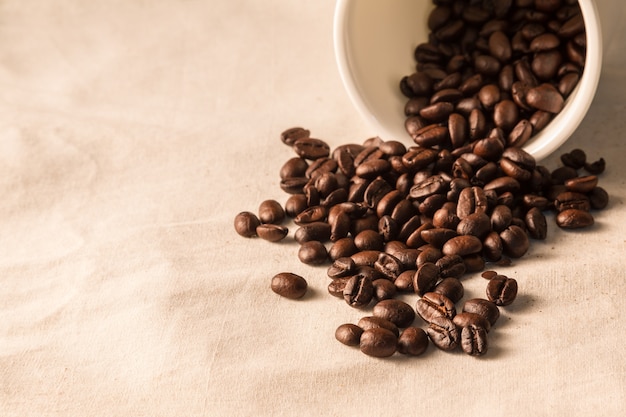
[426,316,460,351]
[271,272,308,299]
[554,191,590,212]
[486,275,518,306]
[358,316,399,337]
[560,148,586,169]
[284,194,308,218]
[256,224,288,242]
[397,327,429,356]
[508,119,533,147]
[556,208,594,229]
[463,298,500,326]
[500,225,529,258]
[420,227,458,248]
[523,194,550,210]
[328,278,349,298]
[457,186,488,219]
[413,262,440,296]
[294,222,331,244]
[280,176,309,194]
[442,235,483,257]
[474,55,501,76]
[453,312,491,334]
[588,186,609,210]
[564,175,598,193]
[490,205,513,233]
[343,274,374,308]
[585,157,606,175]
[489,31,512,62]
[416,292,456,323]
[335,323,363,347]
[281,127,310,146]
[351,250,383,267]
[354,229,385,252]
[526,83,564,113]
[360,327,398,358]
[433,277,464,304]
[436,254,466,279]
[373,299,416,328]
[328,237,358,261]
[457,212,491,239]
[460,324,489,356]
[234,211,261,238]
[327,257,356,279]
[280,157,309,180]
[525,207,547,239]
[409,174,449,200]
[372,279,397,301]
[482,231,504,261]
[473,137,505,162]
[293,137,331,160]
[298,240,328,265]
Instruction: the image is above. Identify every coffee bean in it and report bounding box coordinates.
[460,324,489,356]
[500,225,530,258]
[372,279,397,301]
[457,212,491,239]
[335,323,363,346]
[453,312,491,333]
[585,158,606,175]
[526,83,564,113]
[354,229,385,252]
[426,316,460,351]
[525,207,547,239]
[293,137,331,160]
[416,292,456,323]
[556,209,594,229]
[486,275,518,306]
[373,299,416,328]
[281,127,310,146]
[357,316,399,337]
[256,224,289,242]
[298,240,328,265]
[554,191,591,212]
[271,272,308,299]
[343,274,374,308]
[432,277,464,303]
[413,262,440,296]
[442,235,483,257]
[564,175,598,193]
[397,327,429,356]
[588,186,609,210]
[294,222,331,244]
[462,298,500,326]
[360,327,398,358]
[234,211,261,238]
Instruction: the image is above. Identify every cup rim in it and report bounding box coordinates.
[333,0,603,161]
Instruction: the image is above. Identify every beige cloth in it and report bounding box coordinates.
[1,1,625,416]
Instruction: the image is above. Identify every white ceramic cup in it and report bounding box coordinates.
[334,0,618,161]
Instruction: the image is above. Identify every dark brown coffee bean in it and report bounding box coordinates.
[433,277,464,303]
[508,119,533,147]
[294,222,331,244]
[416,292,456,323]
[477,84,501,109]
[256,224,289,242]
[293,137,330,160]
[413,262,440,296]
[457,186,488,219]
[530,33,560,52]
[556,209,594,229]
[468,108,488,140]
[327,257,356,279]
[354,229,384,252]
[280,127,310,146]
[525,207,547,239]
[358,316,399,337]
[500,225,529,258]
[493,100,519,132]
[554,191,590,212]
[271,272,307,299]
[436,254,466,278]
[284,194,307,218]
[462,298,500,326]
[564,175,598,193]
[460,324,489,356]
[363,178,394,209]
[588,186,609,210]
[526,83,564,113]
[457,212,491,239]
[373,299,416,328]
[426,316,459,351]
[343,274,374,308]
[585,158,606,175]
[416,245,443,268]
[412,124,450,148]
[419,102,454,122]
[335,323,363,346]
[397,327,429,356]
[234,211,261,238]
[279,176,309,194]
[280,157,309,180]
[409,174,449,201]
[372,279,397,301]
[532,50,563,81]
[442,235,483,257]
[298,240,328,265]
[351,250,382,268]
[420,227,458,248]
[374,252,404,281]
[360,327,398,358]
[473,137,505,162]
[486,275,518,306]
[490,205,513,233]
[453,312,491,333]
[482,231,504,261]
[558,12,584,38]
[475,55,501,76]
[489,31,512,62]
[328,277,349,298]
[430,88,463,104]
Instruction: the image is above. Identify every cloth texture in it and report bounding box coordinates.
[1,1,625,416]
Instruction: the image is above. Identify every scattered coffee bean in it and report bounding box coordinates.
[397,327,429,356]
[234,211,261,238]
[486,275,518,306]
[271,273,308,299]
[335,323,363,347]
[360,327,398,358]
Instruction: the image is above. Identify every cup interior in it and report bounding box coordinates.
[333,0,603,161]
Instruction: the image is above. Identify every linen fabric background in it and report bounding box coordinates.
[1,1,625,416]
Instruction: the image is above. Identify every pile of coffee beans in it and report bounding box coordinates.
[233,126,608,357]
[400,0,587,149]
[231,0,609,359]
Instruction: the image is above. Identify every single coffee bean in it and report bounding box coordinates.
[420,227,458,248]
[526,83,564,113]
[374,252,404,281]
[457,212,491,239]
[234,211,261,238]
[453,312,491,333]
[360,327,398,358]
[556,208,594,229]
[343,274,374,308]
[564,175,598,193]
[432,277,464,304]
[258,199,286,225]
[328,277,349,298]
[442,235,483,257]
[462,298,500,326]
[588,186,609,210]
[329,237,359,260]
[416,292,456,323]
[357,316,399,337]
[482,231,504,261]
[397,327,429,356]
[436,254,466,279]
[294,222,331,244]
[373,278,397,301]
[457,186,488,219]
[525,207,548,239]
[460,324,489,356]
[585,157,606,175]
[489,31,512,62]
[486,275,518,306]
[293,137,331,160]
[280,157,309,180]
[373,299,416,328]
[335,323,363,347]
[327,257,356,279]
[499,225,530,258]
[298,240,328,265]
[284,194,308,218]
[351,250,382,267]
[554,191,591,212]
[256,224,289,242]
[271,272,308,299]
[426,316,460,351]
[413,262,440,296]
